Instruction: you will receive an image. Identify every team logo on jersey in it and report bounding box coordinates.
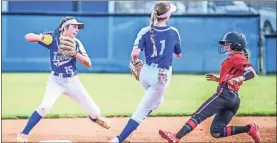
[53,52,72,67]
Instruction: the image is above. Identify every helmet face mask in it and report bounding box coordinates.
[218,32,246,54]
[218,41,231,54]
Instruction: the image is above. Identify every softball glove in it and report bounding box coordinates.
[58,35,77,57]
[129,59,144,81]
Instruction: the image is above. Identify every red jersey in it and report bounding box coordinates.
[219,54,252,91]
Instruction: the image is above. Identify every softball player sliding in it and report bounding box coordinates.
[16,17,110,143]
[159,32,261,143]
[110,2,182,143]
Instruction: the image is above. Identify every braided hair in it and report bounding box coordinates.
[149,2,171,57]
[242,48,250,60]
[150,10,158,57]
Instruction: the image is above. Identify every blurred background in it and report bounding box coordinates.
[1,1,276,74]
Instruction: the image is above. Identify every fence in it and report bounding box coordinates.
[2,13,261,73]
[264,34,276,73]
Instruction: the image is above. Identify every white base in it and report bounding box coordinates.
[39,140,72,143]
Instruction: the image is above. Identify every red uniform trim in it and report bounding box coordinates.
[226,126,232,136]
[187,119,197,129]
[195,88,223,115]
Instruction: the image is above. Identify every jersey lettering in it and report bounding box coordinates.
[159,40,166,56]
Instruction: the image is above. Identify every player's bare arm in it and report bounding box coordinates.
[131,48,141,63]
[75,53,91,68]
[25,33,44,42]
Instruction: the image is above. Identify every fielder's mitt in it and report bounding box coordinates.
[129,59,144,81]
[58,35,77,57]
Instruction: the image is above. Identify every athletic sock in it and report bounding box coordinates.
[176,118,198,139]
[117,119,139,143]
[222,125,251,137]
[21,111,42,135]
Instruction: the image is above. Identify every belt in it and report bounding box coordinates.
[52,71,77,78]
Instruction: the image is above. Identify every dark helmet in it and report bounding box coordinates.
[218,31,247,54]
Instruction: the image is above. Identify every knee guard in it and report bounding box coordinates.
[210,131,221,138]
[210,125,225,138]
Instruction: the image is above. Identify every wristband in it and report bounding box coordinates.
[242,70,255,81]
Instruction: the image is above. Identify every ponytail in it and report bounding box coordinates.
[242,48,250,60]
[150,10,158,57]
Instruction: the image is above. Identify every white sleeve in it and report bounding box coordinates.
[133,26,151,49]
[74,38,88,57]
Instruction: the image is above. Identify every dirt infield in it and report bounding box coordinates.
[2,117,276,142]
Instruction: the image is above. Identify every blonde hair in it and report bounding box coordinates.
[150,2,171,57]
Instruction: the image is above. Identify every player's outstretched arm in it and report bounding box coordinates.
[25,33,44,42]
[75,53,91,68]
[205,73,219,82]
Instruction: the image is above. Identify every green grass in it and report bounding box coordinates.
[2,73,276,119]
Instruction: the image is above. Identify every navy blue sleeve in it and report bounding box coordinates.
[75,38,88,57]
[173,28,182,54]
[38,28,60,49]
[38,31,56,50]
[38,40,53,50]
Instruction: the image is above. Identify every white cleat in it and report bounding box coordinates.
[109,137,132,143]
[16,133,28,143]
[95,116,111,129]
[110,137,119,143]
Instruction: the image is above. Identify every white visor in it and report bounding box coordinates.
[157,3,177,18]
[60,19,84,30]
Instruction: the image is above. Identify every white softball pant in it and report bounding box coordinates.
[131,63,172,123]
[35,72,100,118]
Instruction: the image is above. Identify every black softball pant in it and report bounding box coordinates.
[191,85,240,138]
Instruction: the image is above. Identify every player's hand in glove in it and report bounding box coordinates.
[58,35,77,57]
[205,73,219,82]
[129,59,144,81]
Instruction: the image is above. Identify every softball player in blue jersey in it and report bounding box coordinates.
[16,17,110,142]
[110,2,182,143]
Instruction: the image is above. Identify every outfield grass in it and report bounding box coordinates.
[2,73,276,119]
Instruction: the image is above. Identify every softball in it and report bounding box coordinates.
[43,34,53,45]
